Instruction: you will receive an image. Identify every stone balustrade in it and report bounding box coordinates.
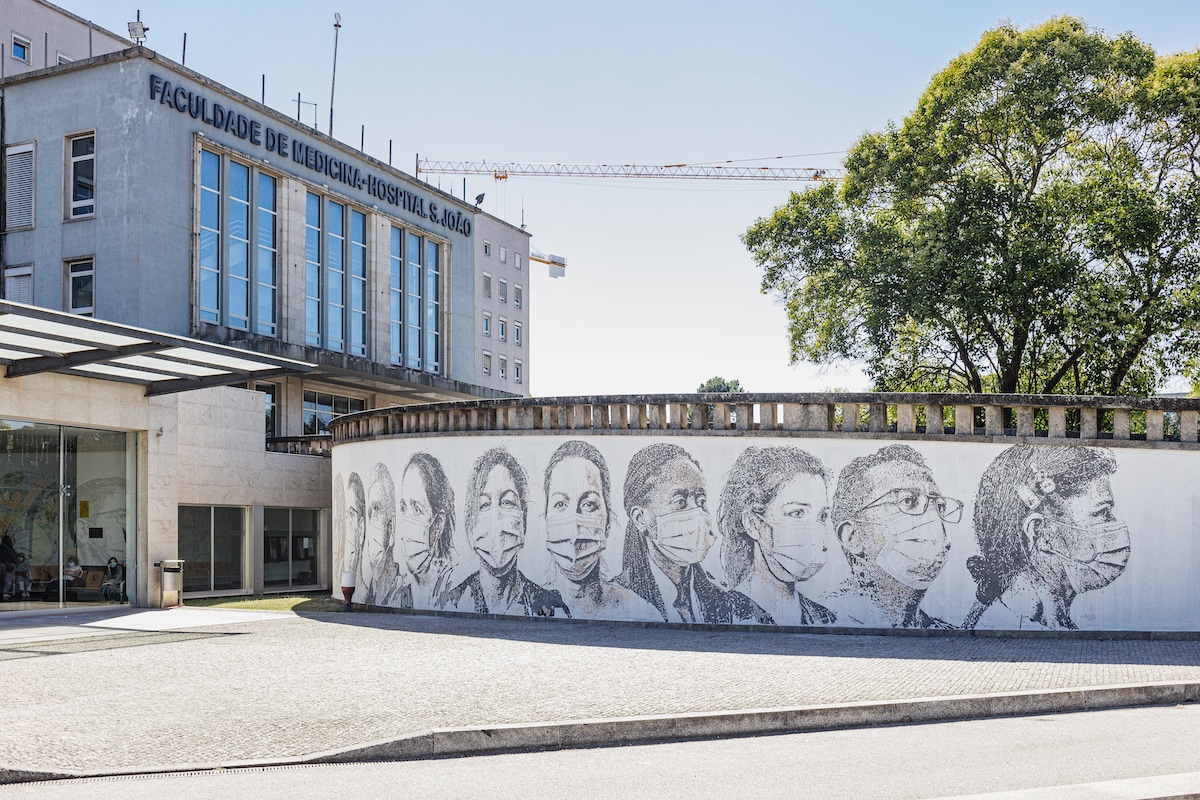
[329,392,1200,447]
[266,434,333,456]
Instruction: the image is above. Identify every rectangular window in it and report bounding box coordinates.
[305,193,321,345]
[514,284,522,309]
[498,317,506,342]
[515,360,522,384]
[3,265,32,304]
[11,34,30,63]
[482,312,491,337]
[499,355,507,380]
[326,201,345,351]
[389,227,403,364]
[483,241,491,257]
[256,173,277,336]
[515,253,522,271]
[302,390,365,435]
[5,143,34,230]
[349,210,367,356]
[499,279,507,303]
[200,150,278,333]
[56,52,72,65]
[500,246,507,264]
[67,259,94,316]
[514,322,522,346]
[258,381,278,437]
[68,133,94,218]
[199,151,221,323]
[227,161,250,330]
[264,508,321,588]
[406,231,421,369]
[482,272,491,298]
[178,505,246,593]
[482,351,491,376]
[424,240,440,372]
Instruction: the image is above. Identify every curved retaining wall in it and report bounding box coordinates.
[329,393,1200,633]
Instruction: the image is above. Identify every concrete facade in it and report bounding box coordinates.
[0,0,126,76]
[474,214,531,394]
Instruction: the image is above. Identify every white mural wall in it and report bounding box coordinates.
[331,435,1200,632]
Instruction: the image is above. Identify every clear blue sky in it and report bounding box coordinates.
[87,1,1200,396]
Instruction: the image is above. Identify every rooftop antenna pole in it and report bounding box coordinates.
[261,74,266,105]
[388,139,393,166]
[181,32,186,65]
[360,124,364,151]
[328,13,341,137]
[296,92,302,123]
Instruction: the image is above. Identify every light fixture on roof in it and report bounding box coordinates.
[127,11,149,45]
[475,193,485,207]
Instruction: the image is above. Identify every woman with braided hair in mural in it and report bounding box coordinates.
[718,446,837,626]
[963,445,1129,631]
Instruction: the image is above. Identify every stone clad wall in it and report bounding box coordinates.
[331,413,1200,632]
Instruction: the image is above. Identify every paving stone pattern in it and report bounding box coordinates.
[3,611,1200,772]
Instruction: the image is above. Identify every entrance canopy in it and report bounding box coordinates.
[0,301,313,395]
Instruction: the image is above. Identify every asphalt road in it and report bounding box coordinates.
[6,704,1200,800]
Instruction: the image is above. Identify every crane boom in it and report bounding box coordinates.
[417,159,843,182]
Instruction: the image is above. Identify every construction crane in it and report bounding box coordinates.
[417,158,843,182]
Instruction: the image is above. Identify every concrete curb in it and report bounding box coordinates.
[4,680,1199,785]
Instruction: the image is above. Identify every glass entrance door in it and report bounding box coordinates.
[0,421,133,610]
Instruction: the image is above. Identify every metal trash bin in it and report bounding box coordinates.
[155,559,185,607]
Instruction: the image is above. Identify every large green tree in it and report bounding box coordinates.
[744,18,1200,395]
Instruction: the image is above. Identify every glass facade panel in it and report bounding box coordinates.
[326,201,345,351]
[349,210,367,356]
[290,509,319,586]
[227,161,250,330]
[212,507,244,591]
[263,507,290,588]
[177,506,212,593]
[69,134,95,217]
[256,173,277,335]
[305,193,321,345]
[389,227,403,364]
[199,150,221,323]
[406,232,422,369]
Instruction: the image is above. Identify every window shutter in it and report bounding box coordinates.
[5,145,34,230]
[4,270,32,304]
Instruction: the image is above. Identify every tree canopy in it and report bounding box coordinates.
[744,17,1200,395]
[697,376,745,393]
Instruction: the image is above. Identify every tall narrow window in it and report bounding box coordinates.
[482,272,491,298]
[499,355,507,380]
[514,322,522,346]
[515,253,522,271]
[349,210,367,356]
[406,232,421,369]
[4,143,34,230]
[499,279,507,303]
[424,240,440,372]
[67,134,94,218]
[514,285,522,309]
[305,193,321,345]
[498,317,507,342]
[499,246,507,264]
[68,259,94,316]
[227,161,250,330]
[256,173,277,335]
[3,265,32,304]
[482,351,491,376]
[515,360,523,384]
[389,227,403,364]
[198,151,220,323]
[326,201,345,351]
[482,312,491,337]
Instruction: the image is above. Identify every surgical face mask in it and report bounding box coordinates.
[760,519,827,583]
[650,507,715,567]
[472,507,524,574]
[67,561,76,568]
[397,513,433,578]
[1046,519,1130,594]
[545,513,605,582]
[873,516,949,589]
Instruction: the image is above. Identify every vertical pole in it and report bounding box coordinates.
[360,124,364,151]
[329,13,341,137]
[182,32,187,65]
[296,92,302,123]
[389,139,393,165]
[261,74,265,104]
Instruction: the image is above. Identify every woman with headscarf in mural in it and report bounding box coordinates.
[963,445,1128,631]
[718,446,836,626]
[541,440,659,621]
[345,471,377,605]
[444,447,570,617]
[392,452,457,609]
[616,442,771,625]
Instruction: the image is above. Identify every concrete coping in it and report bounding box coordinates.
[329,392,1200,447]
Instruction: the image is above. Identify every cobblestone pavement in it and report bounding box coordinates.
[2,608,1200,773]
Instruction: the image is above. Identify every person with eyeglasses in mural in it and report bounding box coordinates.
[963,445,1127,631]
[826,444,962,628]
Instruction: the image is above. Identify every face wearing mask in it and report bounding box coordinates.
[472,463,527,575]
[651,507,715,567]
[759,518,828,583]
[873,515,950,589]
[1042,518,1130,594]
[546,513,605,581]
[397,513,433,577]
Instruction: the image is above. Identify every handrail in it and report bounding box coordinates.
[328,393,1200,446]
[266,435,332,456]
